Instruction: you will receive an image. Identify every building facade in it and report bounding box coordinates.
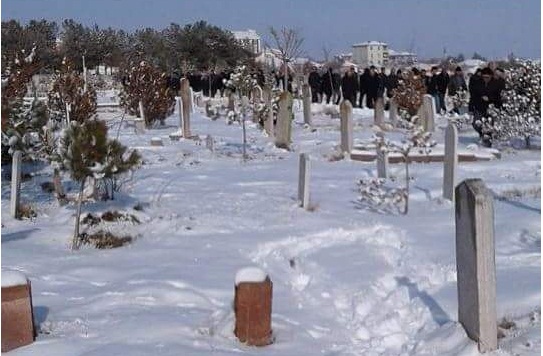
[352,41,388,68]
[388,49,418,67]
[232,29,262,55]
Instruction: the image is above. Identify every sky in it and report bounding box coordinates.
[2,0,541,60]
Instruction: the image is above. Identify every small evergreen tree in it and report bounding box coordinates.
[392,72,426,118]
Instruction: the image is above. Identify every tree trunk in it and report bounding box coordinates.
[283,58,288,92]
[72,179,86,250]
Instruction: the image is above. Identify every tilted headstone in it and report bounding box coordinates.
[263,88,274,139]
[275,91,293,149]
[376,148,389,179]
[1,271,35,352]
[389,98,399,126]
[180,78,192,138]
[374,97,385,126]
[298,153,311,209]
[205,134,214,152]
[339,100,353,154]
[443,123,458,201]
[302,83,312,126]
[422,94,435,132]
[455,179,497,353]
[10,151,22,218]
[234,268,273,346]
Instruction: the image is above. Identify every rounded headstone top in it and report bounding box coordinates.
[235,267,268,286]
[2,269,28,288]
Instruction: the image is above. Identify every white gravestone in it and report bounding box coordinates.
[422,94,435,132]
[376,148,389,179]
[443,123,458,201]
[298,153,310,209]
[374,97,385,127]
[339,100,353,154]
[455,179,497,353]
[302,83,312,126]
[389,98,399,126]
[180,78,192,138]
[275,92,293,149]
[10,151,22,218]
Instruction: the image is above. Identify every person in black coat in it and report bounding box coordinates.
[341,66,359,106]
[358,68,370,108]
[471,67,500,147]
[332,70,341,105]
[366,66,381,109]
[385,69,399,99]
[308,67,321,103]
[321,68,334,104]
[494,68,506,108]
[435,67,450,113]
[468,68,482,113]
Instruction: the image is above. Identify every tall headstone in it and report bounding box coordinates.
[252,86,262,123]
[177,97,183,129]
[374,97,385,126]
[228,92,236,112]
[422,94,435,132]
[263,88,274,139]
[275,91,293,149]
[234,268,273,346]
[189,87,195,114]
[241,96,250,161]
[138,100,145,122]
[389,98,399,126]
[298,153,310,209]
[302,83,312,126]
[339,100,353,154]
[180,78,192,138]
[443,123,458,201]
[455,179,497,353]
[10,151,22,218]
[205,134,214,152]
[376,148,389,179]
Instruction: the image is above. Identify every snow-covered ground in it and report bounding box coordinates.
[1,99,540,355]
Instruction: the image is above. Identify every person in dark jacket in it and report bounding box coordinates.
[358,68,370,108]
[341,66,359,105]
[332,70,341,105]
[385,68,399,99]
[210,70,222,98]
[448,66,467,96]
[321,68,335,104]
[365,66,381,109]
[435,67,450,113]
[468,68,482,113]
[308,67,321,103]
[471,67,500,147]
[494,68,506,108]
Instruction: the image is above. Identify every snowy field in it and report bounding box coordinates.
[1,99,540,355]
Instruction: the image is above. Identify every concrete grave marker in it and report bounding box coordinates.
[374,97,385,126]
[180,78,192,138]
[339,100,353,154]
[422,94,435,132]
[298,153,311,209]
[302,83,312,126]
[389,98,399,126]
[2,271,35,352]
[376,148,389,179]
[10,151,22,218]
[275,91,293,149]
[263,88,275,139]
[234,267,273,346]
[443,123,458,201]
[455,179,497,353]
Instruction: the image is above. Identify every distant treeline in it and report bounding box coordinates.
[1,19,254,74]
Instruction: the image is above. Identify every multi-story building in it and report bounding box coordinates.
[352,41,388,68]
[232,29,262,55]
[388,49,418,67]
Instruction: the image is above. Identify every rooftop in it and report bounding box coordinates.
[352,41,388,47]
[232,29,260,40]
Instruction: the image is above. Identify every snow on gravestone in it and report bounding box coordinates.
[150,137,163,146]
[180,78,192,138]
[389,98,399,127]
[1,270,35,353]
[275,91,293,149]
[376,147,389,179]
[422,94,435,132]
[302,83,312,126]
[263,88,274,139]
[298,153,310,209]
[374,97,385,127]
[443,123,458,201]
[234,267,273,346]
[10,151,22,218]
[135,101,146,134]
[455,179,497,353]
[252,86,262,123]
[339,100,353,154]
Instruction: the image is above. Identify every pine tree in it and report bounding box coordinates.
[486,60,541,148]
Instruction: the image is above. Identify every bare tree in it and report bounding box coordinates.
[268,27,304,92]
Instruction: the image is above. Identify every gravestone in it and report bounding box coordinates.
[302,83,312,126]
[339,100,353,154]
[376,148,389,179]
[228,92,236,112]
[298,153,310,209]
[138,100,145,122]
[263,88,275,139]
[374,97,385,127]
[241,96,250,160]
[180,78,192,138]
[177,97,184,128]
[275,91,293,149]
[455,179,497,353]
[189,87,195,114]
[234,268,273,346]
[443,123,458,201]
[205,134,214,152]
[252,86,262,123]
[389,98,399,126]
[65,103,71,126]
[2,271,35,352]
[10,151,22,218]
[422,94,435,132]
[150,137,163,146]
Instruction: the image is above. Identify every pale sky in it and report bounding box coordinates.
[2,0,541,60]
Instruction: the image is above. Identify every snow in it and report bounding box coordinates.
[235,267,268,285]
[1,97,540,355]
[2,269,28,287]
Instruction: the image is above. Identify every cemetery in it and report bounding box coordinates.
[1,7,541,356]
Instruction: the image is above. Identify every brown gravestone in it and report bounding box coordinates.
[2,276,35,352]
[234,271,273,346]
